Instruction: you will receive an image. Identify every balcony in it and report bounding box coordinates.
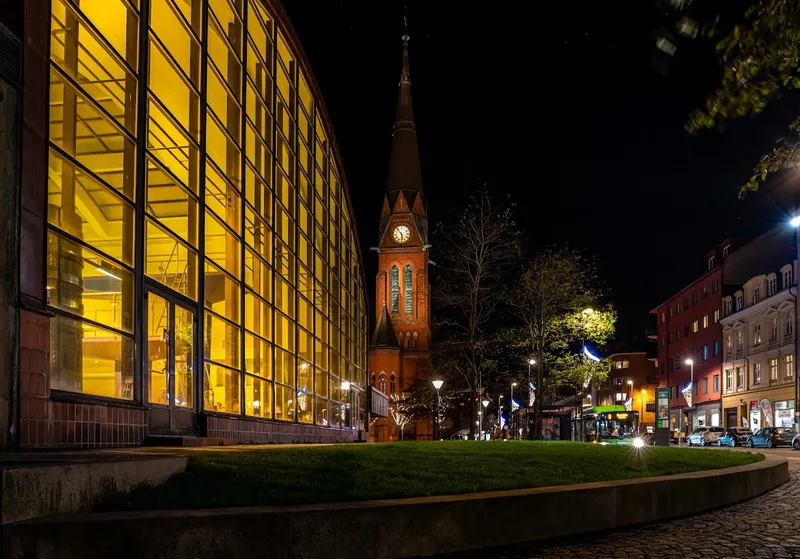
[735,349,744,359]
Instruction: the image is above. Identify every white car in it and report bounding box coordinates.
[687,426,725,446]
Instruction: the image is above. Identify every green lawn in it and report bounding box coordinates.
[98,442,763,511]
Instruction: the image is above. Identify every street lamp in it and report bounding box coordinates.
[790,215,800,432]
[481,399,490,440]
[511,382,518,439]
[683,358,694,447]
[432,379,444,440]
[627,380,634,435]
[640,388,646,435]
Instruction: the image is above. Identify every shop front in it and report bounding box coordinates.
[722,385,795,430]
[692,401,721,430]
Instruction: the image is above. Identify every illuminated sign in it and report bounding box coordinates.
[583,346,601,362]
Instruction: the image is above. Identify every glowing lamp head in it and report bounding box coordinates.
[341,381,351,391]
[791,216,800,228]
[432,379,444,390]
[528,359,536,365]
[685,359,693,365]
[627,380,633,386]
[582,308,594,315]
[511,382,518,387]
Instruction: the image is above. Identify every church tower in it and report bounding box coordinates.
[369,32,432,442]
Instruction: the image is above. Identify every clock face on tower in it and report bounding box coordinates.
[392,225,411,244]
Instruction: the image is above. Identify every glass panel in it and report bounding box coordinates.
[298,327,312,363]
[245,374,271,418]
[204,311,240,369]
[315,397,328,426]
[174,303,194,408]
[204,260,240,322]
[145,218,198,300]
[47,230,134,334]
[204,363,240,413]
[49,70,137,200]
[275,311,294,352]
[147,96,199,193]
[245,162,272,221]
[147,292,170,404]
[244,247,271,299]
[145,157,199,247]
[245,333,271,379]
[50,314,134,399]
[206,113,241,189]
[149,38,200,140]
[275,347,295,386]
[315,366,328,398]
[275,383,294,421]
[150,0,202,86]
[298,391,313,424]
[204,210,241,279]
[245,290,271,339]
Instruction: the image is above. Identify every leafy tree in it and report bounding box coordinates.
[687,0,800,194]
[505,248,616,439]
[432,187,521,438]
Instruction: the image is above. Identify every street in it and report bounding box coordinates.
[439,448,800,559]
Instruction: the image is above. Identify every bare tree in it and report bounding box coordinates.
[433,187,520,438]
[389,393,414,441]
[507,248,616,439]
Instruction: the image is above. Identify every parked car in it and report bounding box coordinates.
[687,426,725,446]
[718,428,753,447]
[792,433,800,450]
[746,427,796,448]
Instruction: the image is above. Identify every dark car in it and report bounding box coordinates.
[718,428,753,447]
[746,427,796,448]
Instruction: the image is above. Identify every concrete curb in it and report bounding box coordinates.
[1,456,188,524]
[3,452,787,559]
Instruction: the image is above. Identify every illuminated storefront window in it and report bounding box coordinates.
[45,0,367,428]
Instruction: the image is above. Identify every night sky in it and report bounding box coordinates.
[282,0,800,342]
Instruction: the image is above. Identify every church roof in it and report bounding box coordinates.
[385,34,424,197]
[370,303,400,349]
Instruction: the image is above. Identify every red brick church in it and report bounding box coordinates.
[369,34,432,442]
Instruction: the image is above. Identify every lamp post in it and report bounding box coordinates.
[640,388,646,435]
[789,215,800,432]
[498,394,504,437]
[527,359,536,439]
[511,382,518,439]
[481,398,490,440]
[683,358,694,447]
[578,308,594,442]
[627,380,634,434]
[432,379,444,441]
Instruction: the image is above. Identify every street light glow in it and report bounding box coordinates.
[341,381,351,391]
[627,380,633,386]
[528,359,536,365]
[582,308,595,315]
[791,215,800,228]
[685,358,693,365]
[511,382,518,387]
[432,379,444,390]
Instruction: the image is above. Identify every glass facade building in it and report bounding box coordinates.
[16,0,368,445]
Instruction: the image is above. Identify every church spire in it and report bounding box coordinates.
[386,25,423,196]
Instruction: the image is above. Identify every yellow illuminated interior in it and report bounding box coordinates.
[46,0,366,425]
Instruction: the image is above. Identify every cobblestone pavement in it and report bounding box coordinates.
[442,451,800,559]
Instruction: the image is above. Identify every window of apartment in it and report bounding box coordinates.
[786,354,794,378]
[754,363,762,385]
[703,345,708,360]
[614,360,630,369]
[736,367,744,388]
[708,255,716,269]
[723,245,730,258]
[713,309,720,323]
[736,293,743,311]
[674,385,680,399]
[770,358,779,381]
[702,286,708,300]
[676,329,681,341]
[703,377,708,394]
[784,268,793,289]
[770,317,778,341]
[661,336,665,348]
[725,299,733,316]
[768,277,777,296]
[753,323,762,346]
[726,369,733,391]
[712,279,719,293]
[693,320,699,333]
[668,332,673,344]
[713,340,720,357]
[713,374,720,392]
[786,312,794,337]
[737,330,744,349]
[753,286,761,304]
[661,312,665,324]
[702,315,708,329]
[683,297,689,310]
[667,358,674,373]
[692,292,697,306]
[726,334,732,354]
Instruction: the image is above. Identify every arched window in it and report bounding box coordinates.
[404,332,410,348]
[390,266,399,313]
[379,373,387,393]
[390,373,396,394]
[412,332,418,349]
[404,265,413,314]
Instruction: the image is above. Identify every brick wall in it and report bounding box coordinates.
[19,308,147,448]
[206,415,357,444]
